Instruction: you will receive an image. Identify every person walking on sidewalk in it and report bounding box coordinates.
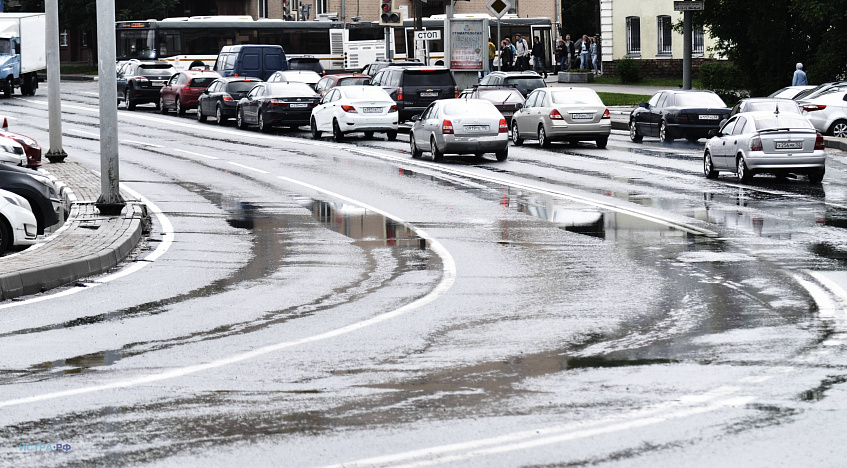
[500,40,514,72]
[590,36,599,75]
[488,38,496,74]
[531,36,548,79]
[514,34,530,71]
[579,35,590,70]
[792,62,808,86]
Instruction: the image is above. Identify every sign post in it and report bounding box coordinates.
[486,0,511,71]
[674,1,704,89]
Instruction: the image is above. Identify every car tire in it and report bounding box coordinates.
[538,125,551,148]
[809,168,825,184]
[258,111,269,133]
[629,119,643,142]
[216,105,226,125]
[703,150,718,179]
[431,137,444,162]
[237,108,248,130]
[310,118,322,139]
[364,131,375,139]
[659,121,672,143]
[595,137,608,149]
[495,146,509,162]
[3,77,13,98]
[176,97,185,115]
[159,96,168,114]
[197,105,207,122]
[0,217,11,255]
[125,89,136,110]
[386,130,398,141]
[410,132,423,158]
[332,119,344,142]
[829,119,847,139]
[511,121,523,146]
[736,155,752,182]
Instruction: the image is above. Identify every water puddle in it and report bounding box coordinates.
[798,375,847,401]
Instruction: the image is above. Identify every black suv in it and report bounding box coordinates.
[479,71,546,97]
[288,56,325,76]
[360,59,422,77]
[371,66,458,121]
[117,60,176,110]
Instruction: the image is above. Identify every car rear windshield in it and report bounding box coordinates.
[403,70,454,87]
[343,87,390,100]
[338,77,371,86]
[673,93,726,108]
[503,77,545,94]
[227,81,259,93]
[189,77,217,87]
[551,89,603,105]
[753,114,814,131]
[477,89,524,103]
[138,65,175,76]
[266,83,316,97]
[444,100,496,115]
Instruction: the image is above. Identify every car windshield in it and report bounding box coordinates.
[266,83,316,96]
[277,72,319,83]
[753,114,814,131]
[227,81,259,93]
[744,100,800,113]
[672,93,726,108]
[337,77,371,86]
[341,87,389,100]
[550,89,604,105]
[0,39,11,55]
[138,65,175,76]
[503,77,545,94]
[444,100,496,115]
[477,89,524,103]
[404,71,454,87]
[189,77,217,87]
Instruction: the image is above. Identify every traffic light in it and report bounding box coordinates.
[380,0,402,26]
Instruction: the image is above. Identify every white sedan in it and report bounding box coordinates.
[409,98,509,162]
[799,89,847,138]
[310,86,399,141]
[0,188,38,255]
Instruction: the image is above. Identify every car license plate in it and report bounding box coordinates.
[775,141,802,150]
[571,113,593,120]
[464,125,489,132]
[699,114,720,120]
[420,91,438,97]
[290,103,308,108]
[363,107,382,113]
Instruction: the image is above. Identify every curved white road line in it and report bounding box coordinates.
[0,175,456,408]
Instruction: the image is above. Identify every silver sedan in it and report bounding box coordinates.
[511,87,611,148]
[704,111,826,183]
[409,99,509,162]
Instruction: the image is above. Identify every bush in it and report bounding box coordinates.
[616,57,641,83]
[699,61,749,106]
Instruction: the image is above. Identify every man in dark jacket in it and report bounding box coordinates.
[500,40,513,71]
[531,36,548,79]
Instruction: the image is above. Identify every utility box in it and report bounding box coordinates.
[0,12,47,98]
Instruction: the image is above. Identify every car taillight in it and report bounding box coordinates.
[133,76,149,82]
[499,119,508,133]
[803,104,826,112]
[750,136,763,151]
[223,95,233,101]
[389,104,398,112]
[815,133,825,150]
[549,109,564,120]
[454,86,459,98]
[602,109,611,119]
[341,105,357,113]
[397,87,403,101]
[677,113,690,122]
[442,119,454,134]
[269,99,287,107]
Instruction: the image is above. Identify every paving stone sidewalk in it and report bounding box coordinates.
[0,161,147,301]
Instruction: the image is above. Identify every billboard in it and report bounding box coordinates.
[448,18,486,71]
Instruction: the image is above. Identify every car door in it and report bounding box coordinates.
[635,92,661,136]
[161,73,179,108]
[514,90,538,134]
[116,62,129,99]
[528,90,547,134]
[726,116,747,167]
[648,92,670,136]
[710,116,737,169]
[199,81,215,115]
[413,103,436,148]
[243,85,264,123]
[315,89,337,131]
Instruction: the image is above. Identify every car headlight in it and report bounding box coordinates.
[17,136,36,147]
[3,195,20,206]
[27,173,53,188]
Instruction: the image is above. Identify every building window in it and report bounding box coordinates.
[626,17,640,55]
[693,26,705,56]
[59,30,68,47]
[657,16,672,55]
[258,0,268,18]
[316,0,327,15]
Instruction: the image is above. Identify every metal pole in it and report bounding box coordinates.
[683,8,692,89]
[44,0,66,162]
[341,0,346,26]
[94,0,125,215]
[384,26,390,61]
[497,19,501,71]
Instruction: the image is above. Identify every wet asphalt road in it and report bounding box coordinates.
[1,81,847,467]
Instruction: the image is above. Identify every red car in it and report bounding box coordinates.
[0,130,41,169]
[159,70,222,115]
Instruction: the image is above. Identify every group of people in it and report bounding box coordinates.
[486,33,600,77]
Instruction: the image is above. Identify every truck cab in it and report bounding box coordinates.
[0,13,46,98]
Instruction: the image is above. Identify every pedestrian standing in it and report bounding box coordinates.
[579,35,590,70]
[488,38,496,74]
[500,40,513,72]
[564,34,574,70]
[531,36,548,79]
[555,39,565,74]
[506,38,517,69]
[792,62,808,86]
[590,36,599,75]
[514,34,530,71]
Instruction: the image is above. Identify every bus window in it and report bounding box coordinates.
[393,29,406,55]
[117,30,154,59]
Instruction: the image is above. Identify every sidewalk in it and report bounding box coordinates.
[0,161,147,301]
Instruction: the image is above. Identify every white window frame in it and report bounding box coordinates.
[316,0,327,15]
[693,26,705,56]
[258,0,268,18]
[59,30,68,47]
[626,17,641,56]
[657,16,672,56]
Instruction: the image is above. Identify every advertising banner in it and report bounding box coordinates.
[448,19,486,71]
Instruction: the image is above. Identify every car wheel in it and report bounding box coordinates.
[538,125,551,148]
[829,119,847,138]
[431,136,444,162]
[3,77,13,98]
[703,150,718,179]
[237,108,248,130]
[125,89,136,110]
[0,217,11,255]
[310,118,322,139]
[258,111,269,133]
[197,105,207,122]
[595,137,608,149]
[386,130,398,141]
[176,97,185,115]
[736,155,752,182]
[659,121,672,143]
[629,119,643,142]
[511,121,523,145]
[332,119,344,142]
[159,96,168,114]
[495,146,509,162]
[410,132,423,158]
[216,105,226,125]
[364,131,375,139]
[809,168,825,184]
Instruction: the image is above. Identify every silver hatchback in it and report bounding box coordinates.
[409,99,509,162]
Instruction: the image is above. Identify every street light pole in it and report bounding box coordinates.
[94,0,125,216]
[44,0,67,163]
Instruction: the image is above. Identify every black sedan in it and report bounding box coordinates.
[236,82,320,132]
[0,164,61,234]
[197,77,262,125]
[629,90,730,143]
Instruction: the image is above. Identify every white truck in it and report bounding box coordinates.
[0,13,46,98]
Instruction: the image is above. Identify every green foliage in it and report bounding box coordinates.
[616,57,641,83]
[699,62,749,107]
[596,92,653,107]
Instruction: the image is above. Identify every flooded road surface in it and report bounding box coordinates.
[0,82,846,467]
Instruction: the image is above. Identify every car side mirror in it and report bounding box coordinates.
[708,129,718,138]
[516,103,523,109]
[203,90,209,94]
[410,115,420,122]
[638,102,648,108]
[718,118,727,128]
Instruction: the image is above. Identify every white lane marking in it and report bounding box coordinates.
[324,396,753,468]
[805,271,847,316]
[175,149,219,160]
[66,128,100,137]
[122,139,164,148]
[228,161,269,174]
[0,177,456,408]
[0,183,174,311]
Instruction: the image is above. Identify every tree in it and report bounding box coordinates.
[695,0,847,95]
